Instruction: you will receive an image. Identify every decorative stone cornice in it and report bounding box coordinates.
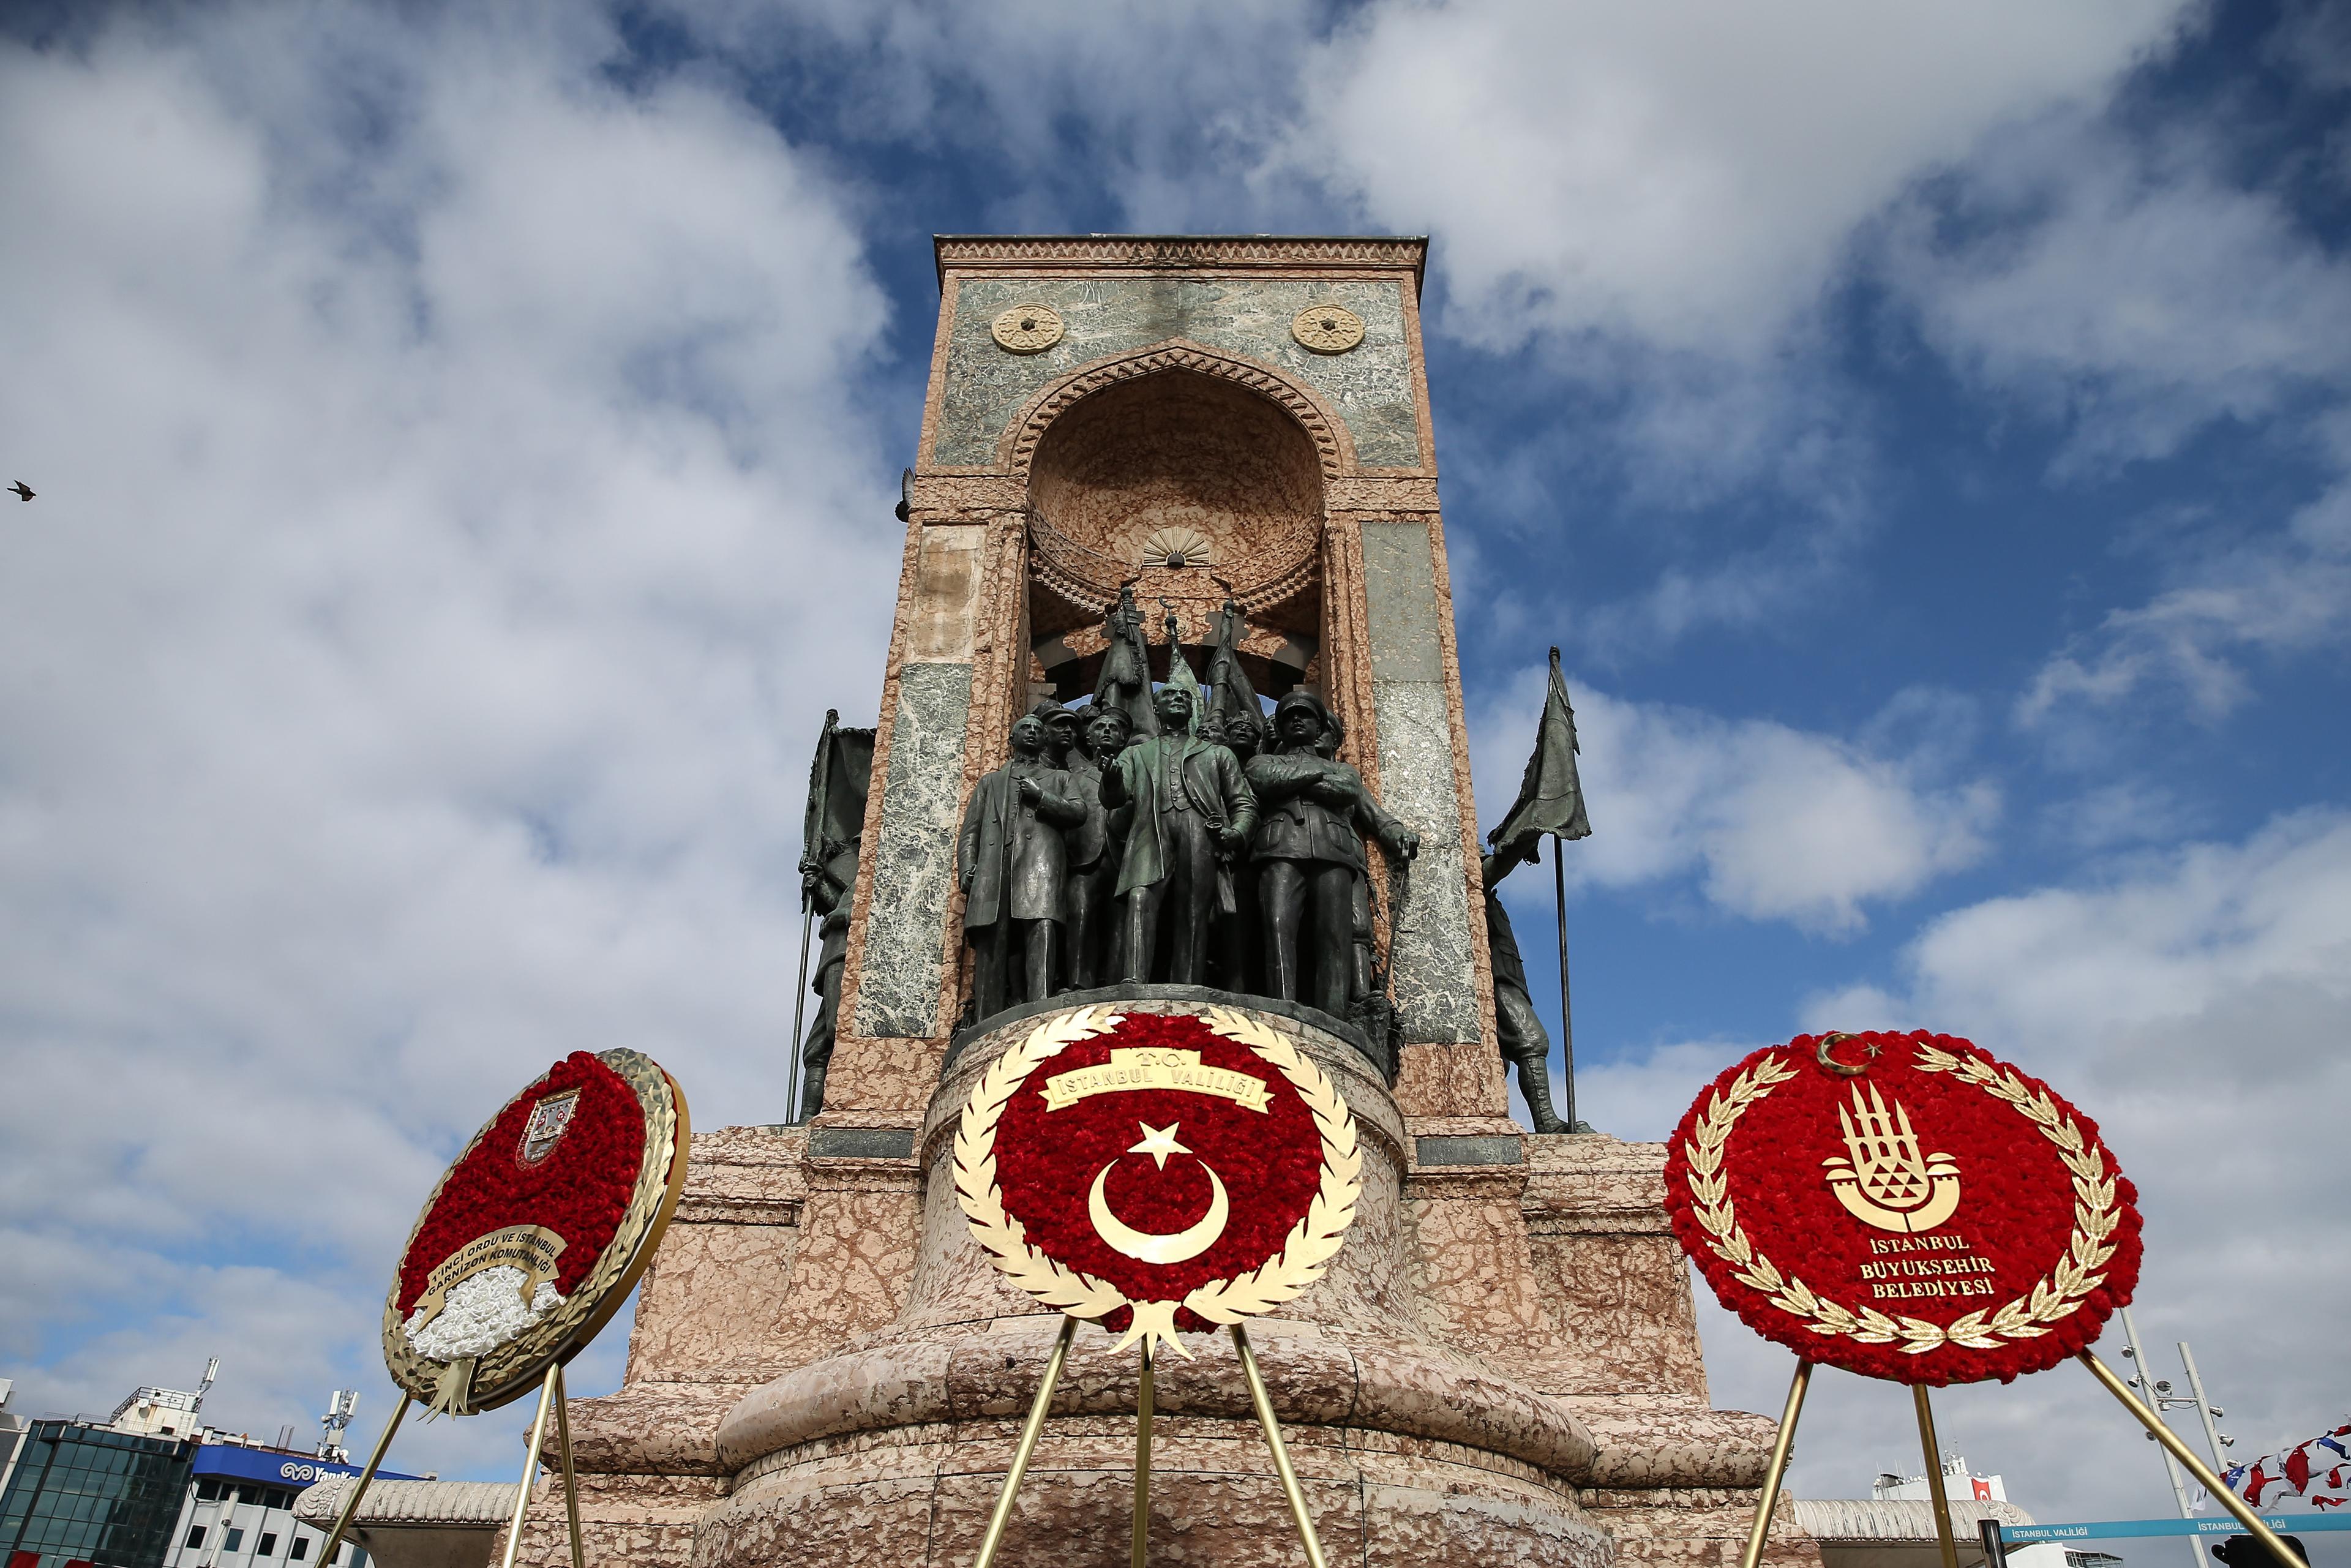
[936,234,1427,291]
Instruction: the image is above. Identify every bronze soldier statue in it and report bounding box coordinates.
[1033,699,1082,769]
[958,714,1085,1020]
[1246,692,1419,1019]
[1061,704,1131,990]
[796,839,858,1120]
[1480,847,1573,1133]
[1101,685,1255,985]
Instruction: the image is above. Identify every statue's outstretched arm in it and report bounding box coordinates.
[1100,751,1133,809]
[1354,788,1421,860]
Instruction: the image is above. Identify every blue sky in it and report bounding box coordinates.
[1,0,2345,1534]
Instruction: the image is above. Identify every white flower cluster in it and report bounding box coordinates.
[403,1266,563,1362]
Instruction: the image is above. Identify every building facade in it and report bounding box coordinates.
[159,1441,403,1568]
[0,1419,195,1568]
[0,1376,406,1568]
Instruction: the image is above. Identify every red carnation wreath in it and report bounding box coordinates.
[955,1003,1360,1356]
[1662,1030,2141,1386]
[382,1048,687,1414]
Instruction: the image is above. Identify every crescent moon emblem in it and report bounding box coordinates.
[1088,1158,1229,1264]
[1815,1031,1878,1076]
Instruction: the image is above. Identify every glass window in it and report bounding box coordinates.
[260,1531,279,1555]
[198,1479,223,1501]
[225,1526,246,1551]
[238,1484,259,1506]
[290,1535,310,1560]
[187,1525,209,1548]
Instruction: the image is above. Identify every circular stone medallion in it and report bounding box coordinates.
[992,303,1065,353]
[383,1049,688,1415]
[954,1003,1360,1356]
[1662,1031,2141,1386]
[1291,302,1365,353]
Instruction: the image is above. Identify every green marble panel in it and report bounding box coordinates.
[853,661,973,1040]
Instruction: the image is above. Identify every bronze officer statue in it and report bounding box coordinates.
[1101,685,1255,986]
[958,713,1085,1019]
[1061,704,1131,990]
[1480,846,1571,1133]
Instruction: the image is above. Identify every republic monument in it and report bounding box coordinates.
[518,235,1820,1567]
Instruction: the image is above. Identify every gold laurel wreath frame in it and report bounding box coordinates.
[953,1001,1363,1568]
[952,1002,1363,1352]
[1682,1041,2121,1356]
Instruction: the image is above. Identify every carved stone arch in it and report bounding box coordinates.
[1010,339,1340,699]
[999,338,1355,480]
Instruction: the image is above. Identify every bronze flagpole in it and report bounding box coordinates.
[1553,839,1575,1132]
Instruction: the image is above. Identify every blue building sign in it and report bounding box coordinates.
[187,1447,419,1490]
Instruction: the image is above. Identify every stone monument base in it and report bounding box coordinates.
[495,999,1823,1568]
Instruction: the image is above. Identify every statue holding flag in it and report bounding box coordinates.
[1483,647,1595,1134]
[795,710,874,1122]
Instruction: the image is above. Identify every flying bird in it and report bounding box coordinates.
[7,481,31,501]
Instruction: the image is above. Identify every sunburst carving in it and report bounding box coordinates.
[1139,526,1213,570]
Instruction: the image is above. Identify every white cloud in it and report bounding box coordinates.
[0,6,898,1473]
[1469,667,1998,932]
[2019,477,2351,725]
[1289,0,2193,356]
[1881,109,2351,475]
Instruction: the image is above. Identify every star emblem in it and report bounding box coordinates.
[1128,1122,1190,1170]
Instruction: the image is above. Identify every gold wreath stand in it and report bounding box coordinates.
[972,1316,1331,1568]
[312,1361,591,1568]
[1733,1353,2306,1568]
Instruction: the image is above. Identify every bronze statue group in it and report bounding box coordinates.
[793,594,1580,1135]
[958,681,1417,1030]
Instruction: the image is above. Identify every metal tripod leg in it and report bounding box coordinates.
[317,1395,412,1567]
[1232,1324,1328,1568]
[498,1365,562,1568]
[1738,1360,1811,1568]
[973,1315,1079,1568]
[1132,1341,1154,1568]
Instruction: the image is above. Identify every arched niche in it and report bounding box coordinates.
[1024,367,1325,702]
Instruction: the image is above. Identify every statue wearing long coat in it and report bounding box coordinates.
[959,758,1084,928]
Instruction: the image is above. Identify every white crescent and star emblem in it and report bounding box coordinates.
[1087,1122,1230,1264]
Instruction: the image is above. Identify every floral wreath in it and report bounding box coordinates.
[953,1003,1361,1356]
[381,1048,688,1416]
[1668,1032,2140,1385]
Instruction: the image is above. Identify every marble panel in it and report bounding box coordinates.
[932,277,1422,468]
[853,661,972,1039]
[1369,679,1480,1044]
[1359,521,1446,681]
[498,1474,726,1568]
